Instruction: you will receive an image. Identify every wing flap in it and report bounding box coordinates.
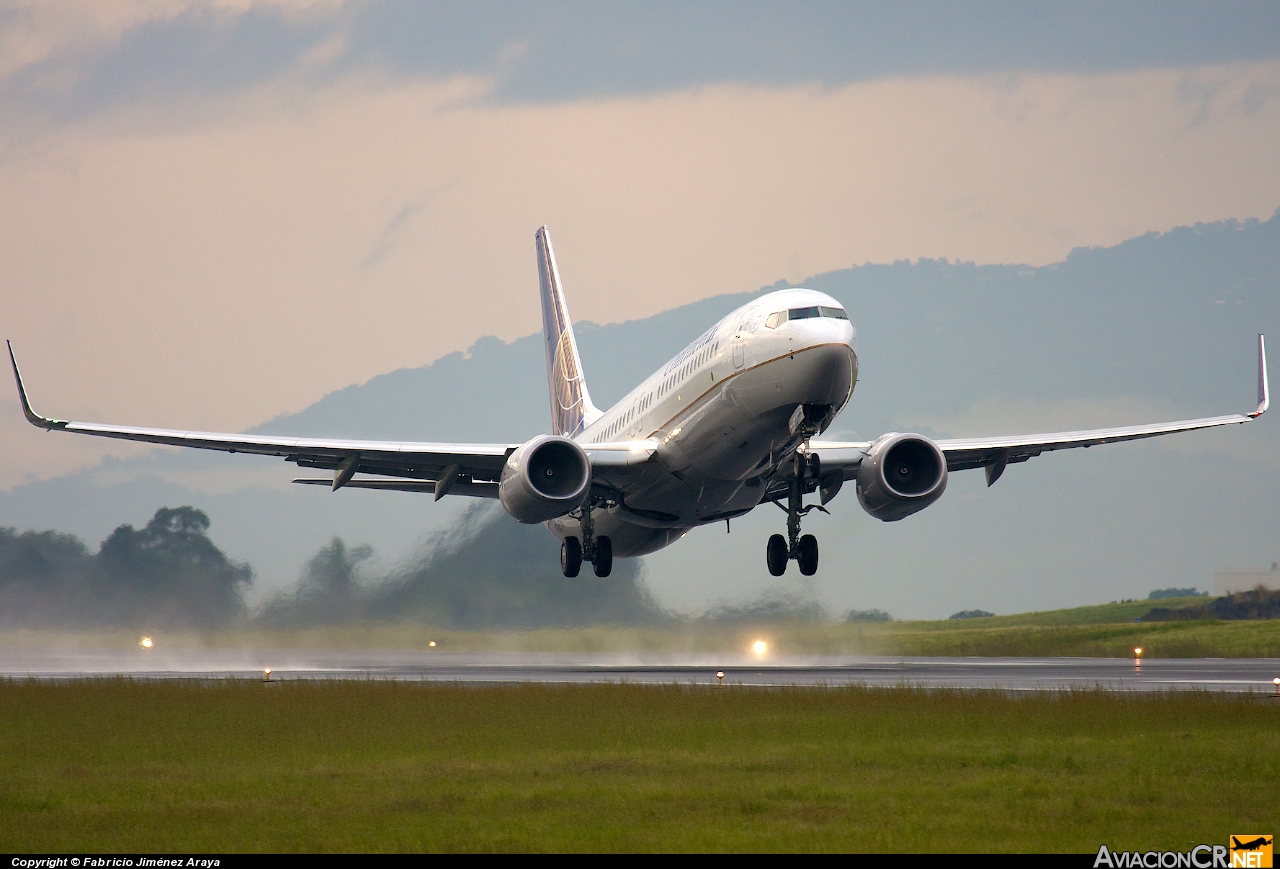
[293,478,500,498]
[937,412,1254,471]
[58,420,516,478]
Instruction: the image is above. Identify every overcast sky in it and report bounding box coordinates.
[2,1,1280,487]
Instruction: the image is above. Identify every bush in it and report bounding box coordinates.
[844,608,893,623]
[1143,586,1280,622]
[1147,587,1207,600]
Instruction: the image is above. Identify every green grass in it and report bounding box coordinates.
[0,680,1276,852]
[864,597,1280,657]
[4,597,1278,658]
[864,615,1280,658]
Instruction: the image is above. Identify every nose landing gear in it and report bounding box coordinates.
[561,502,613,578]
[766,449,826,577]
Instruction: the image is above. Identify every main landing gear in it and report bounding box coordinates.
[767,450,826,577]
[561,502,613,578]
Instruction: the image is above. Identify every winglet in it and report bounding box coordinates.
[1250,333,1269,418]
[6,341,66,430]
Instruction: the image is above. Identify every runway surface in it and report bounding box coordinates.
[2,648,1279,692]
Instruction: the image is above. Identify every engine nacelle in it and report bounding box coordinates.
[856,433,948,522]
[499,435,592,524]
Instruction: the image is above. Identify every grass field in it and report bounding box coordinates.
[0,679,1276,852]
[5,597,1279,658]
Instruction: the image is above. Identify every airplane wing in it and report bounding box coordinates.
[7,342,652,499]
[809,334,1269,486]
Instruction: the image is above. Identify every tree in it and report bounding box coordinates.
[91,506,253,628]
[258,537,371,628]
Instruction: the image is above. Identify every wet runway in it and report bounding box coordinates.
[2,649,1279,692]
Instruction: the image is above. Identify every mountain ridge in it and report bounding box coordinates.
[1,210,1276,619]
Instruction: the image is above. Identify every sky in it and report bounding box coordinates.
[2,0,1280,486]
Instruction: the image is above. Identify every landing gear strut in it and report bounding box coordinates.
[767,448,825,577]
[561,502,612,578]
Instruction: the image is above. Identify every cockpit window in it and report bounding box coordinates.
[765,306,850,328]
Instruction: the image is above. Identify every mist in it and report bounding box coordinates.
[3,502,839,631]
[259,503,665,630]
[0,507,250,630]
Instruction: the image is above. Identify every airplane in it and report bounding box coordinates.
[7,227,1271,579]
[1232,837,1272,852]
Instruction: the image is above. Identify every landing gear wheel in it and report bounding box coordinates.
[592,536,613,577]
[561,537,582,577]
[766,534,789,576]
[797,534,819,576]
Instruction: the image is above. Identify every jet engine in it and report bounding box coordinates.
[856,433,948,522]
[499,435,592,524]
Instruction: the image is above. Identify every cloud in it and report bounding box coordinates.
[5,2,1280,121]
[1,60,1278,488]
[358,187,451,270]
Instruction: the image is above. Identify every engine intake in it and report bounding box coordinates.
[856,433,948,522]
[499,435,592,524]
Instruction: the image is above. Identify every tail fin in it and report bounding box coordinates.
[536,226,601,437]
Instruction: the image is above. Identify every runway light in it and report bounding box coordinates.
[752,640,768,657]
[1273,677,1279,697]
[428,641,436,648]
[263,668,272,683]
[138,636,153,649]
[716,671,724,684]
[1134,647,1143,657]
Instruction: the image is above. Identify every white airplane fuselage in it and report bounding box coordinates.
[550,288,857,557]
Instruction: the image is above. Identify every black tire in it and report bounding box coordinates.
[593,536,613,577]
[766,534,789,576]
[808,452,821,479]
[561,537,582,577]
[797,534,819,576]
